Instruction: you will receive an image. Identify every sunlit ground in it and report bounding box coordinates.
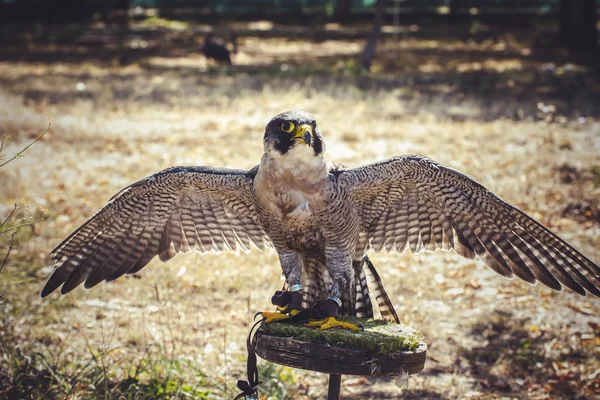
[1,19,599,399]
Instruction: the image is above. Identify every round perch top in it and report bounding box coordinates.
[255,318,427,376]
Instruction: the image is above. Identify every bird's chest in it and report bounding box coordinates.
[262,187,323,228]
[254,175,328,250]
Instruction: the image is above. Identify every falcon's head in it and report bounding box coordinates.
[263,110,324,158]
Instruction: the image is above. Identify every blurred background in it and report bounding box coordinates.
[1,1,599,399]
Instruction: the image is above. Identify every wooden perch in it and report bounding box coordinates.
[255,331,426,376]
[254,318,427,399]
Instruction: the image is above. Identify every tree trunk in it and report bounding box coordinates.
[334,0,352,23]
[560,0,597,49]
[449,0,458,16]
[360,0,384,71]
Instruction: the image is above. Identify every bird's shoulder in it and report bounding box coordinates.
[110,165,259,201]
[327,155,441,183]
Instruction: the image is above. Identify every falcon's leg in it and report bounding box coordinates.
[278,251,303,289]
[304,281,361,331]
[304,249,361,331]
[261,289,304,323]
[261,251,305,323]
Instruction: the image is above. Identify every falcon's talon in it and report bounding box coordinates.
[261,311,291,324]
[305,316,361,331]
[261,309,302,324]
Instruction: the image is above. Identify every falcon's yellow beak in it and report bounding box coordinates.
[293,124,313,146]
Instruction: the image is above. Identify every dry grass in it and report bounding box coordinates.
[1,20,599,399]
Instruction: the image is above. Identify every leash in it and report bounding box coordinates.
[233,318,264,400]
[233,291,343,399]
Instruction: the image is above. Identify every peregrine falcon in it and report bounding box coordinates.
[42,110,600,330]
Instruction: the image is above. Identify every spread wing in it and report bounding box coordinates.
[41,166,271,297]
[337,155,600,297]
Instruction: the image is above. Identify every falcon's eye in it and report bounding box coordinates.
[281,121,295,133]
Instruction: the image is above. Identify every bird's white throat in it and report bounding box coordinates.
[263,143,328,181]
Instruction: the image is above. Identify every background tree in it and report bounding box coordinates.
[560,0,598,49]
[448,0,458,17]
[334,0,352,23]
[359,0,384,70]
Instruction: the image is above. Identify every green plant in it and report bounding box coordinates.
[0,122,50,275]
[257,363,299,400]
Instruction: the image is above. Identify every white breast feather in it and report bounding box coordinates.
[256,143,328,220]
[275,145,323,178]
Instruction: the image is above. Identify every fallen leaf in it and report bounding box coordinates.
[567,304,594,316]
[465,278,481,290]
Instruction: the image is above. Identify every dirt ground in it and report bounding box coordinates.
[0,17,599,400]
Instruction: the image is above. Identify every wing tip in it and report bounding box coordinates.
[59,284,75,296]
[553,284,600,298]
[587,289,600,298]
[570,284,587,297]
[40,286,53,298]
[83,279,100,290]
[40,271,65,298]
[587,284,600,298]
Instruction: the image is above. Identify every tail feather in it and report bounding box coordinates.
[353,259,374,318]
[300,256,331,310]
[363,256,400,323]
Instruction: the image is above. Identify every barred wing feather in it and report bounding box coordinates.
[338,155,600,297]
[41,166,271,297]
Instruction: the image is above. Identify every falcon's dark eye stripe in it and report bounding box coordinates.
[281,121,295,133]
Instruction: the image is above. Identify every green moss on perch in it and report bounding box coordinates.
[260,317,424,355]
[256,318,427,376]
